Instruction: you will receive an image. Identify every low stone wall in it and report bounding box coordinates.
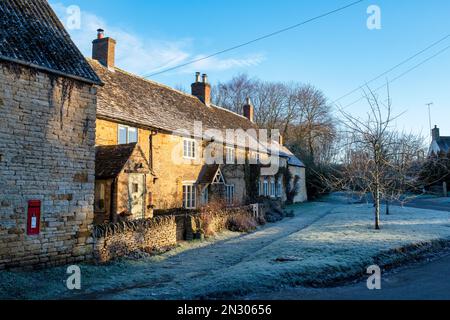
[93,216,177,263]
[92,206,256,262]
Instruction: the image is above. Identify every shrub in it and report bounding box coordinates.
[227,213,258,233]
[198,200,227,237]
[257,215,267,226]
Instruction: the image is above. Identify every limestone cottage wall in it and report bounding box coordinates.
[0,63,97,269]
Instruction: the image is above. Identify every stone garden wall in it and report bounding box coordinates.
[93,216,177,263]
[93,206,256,263]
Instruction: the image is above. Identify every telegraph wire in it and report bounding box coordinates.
[338,43,450,110]
[331,34,450,106]
[143,0,366,78]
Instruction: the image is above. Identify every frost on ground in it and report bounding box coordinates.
[0,202,449,300]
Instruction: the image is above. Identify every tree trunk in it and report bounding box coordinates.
[385,200,390,215]
[374,189,381,230]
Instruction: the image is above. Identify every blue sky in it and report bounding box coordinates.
[51,0,450,137]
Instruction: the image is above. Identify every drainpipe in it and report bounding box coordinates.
[110,177,117,223]
[149,130,158,170]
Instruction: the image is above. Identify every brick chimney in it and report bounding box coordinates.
[243,97,254,123]
[432,125,440,141]
[191,72,211,106]
[92,29,116,69]
[278,135,284,146]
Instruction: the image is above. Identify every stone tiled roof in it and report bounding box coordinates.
[437,137,450,154]
[89,59,306,169]
[89,59,257,134]
[95,143,137,179]
[0,0,101,85]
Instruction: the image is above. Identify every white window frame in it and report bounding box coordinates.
[270,178,276,198]
[226,184,235,205]
[182,183,197,209]
[183,138,197,159]
[225,146,235,164]
[263,179,269,197]
[118,125,138,144]
[277,179,283,197]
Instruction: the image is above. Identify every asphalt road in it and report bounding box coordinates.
[244,252,450,300]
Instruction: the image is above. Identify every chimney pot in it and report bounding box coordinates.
[97,28,105,39]
[191,72,211,106]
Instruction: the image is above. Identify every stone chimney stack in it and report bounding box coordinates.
[432,125,440,141]
[191,72,211,106]
[243,97,254,123]
[92,29,116,69]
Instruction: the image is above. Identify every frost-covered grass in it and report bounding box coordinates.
[0,202,449,300]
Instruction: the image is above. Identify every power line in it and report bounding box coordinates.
[338,43,450,110]
[331,33,450,106]
[143,0,366,78]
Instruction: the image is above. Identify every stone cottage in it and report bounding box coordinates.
[90,31,307,221]
[429,126,450,157]
[0,0,102,269]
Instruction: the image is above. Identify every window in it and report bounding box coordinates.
[263,179,269,197]
[118,125,138,144]
[225,147,235,164]
[183,139,196,159]
[277,179,283,197]
[132,183,139,194]
[226,185,235,205]
[183,184,196,209]
[270,178,276,197]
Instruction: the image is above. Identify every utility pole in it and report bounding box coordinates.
[426,102,434,133]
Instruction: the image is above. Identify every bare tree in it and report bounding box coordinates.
[288,84,337,164]
[328,87,425,230]
[212,74,339,199]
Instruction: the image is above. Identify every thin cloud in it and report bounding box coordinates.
[51,2,265,76]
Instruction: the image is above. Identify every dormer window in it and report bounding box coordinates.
[118,125,138,144]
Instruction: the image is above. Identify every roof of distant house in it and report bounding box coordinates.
[0,0,101,85]
[436,136,450,154]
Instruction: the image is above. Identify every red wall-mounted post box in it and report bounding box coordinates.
[27,200,41,236]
